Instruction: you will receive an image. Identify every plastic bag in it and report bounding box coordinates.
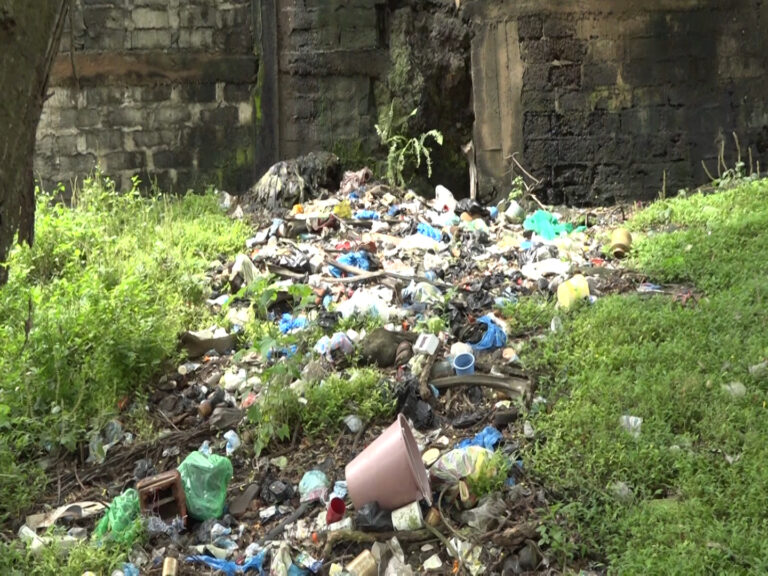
[471,316,507,351]
[456,426,503,450]
[93,489,141,544]
[330,251,371,277]
[186,550,266,576]
[460,493,507,530]
[178,451,234,521]
[523,210,574,241]
[430,447,493,484]
[299,470,330,502]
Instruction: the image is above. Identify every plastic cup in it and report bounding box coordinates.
[326,497,346,525]
[391,501,424,531]
[453,353,475,376]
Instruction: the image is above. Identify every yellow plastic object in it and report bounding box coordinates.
[291,204,304,215]
[332,201,352,219]
[557,274,590,310]
[610,228,633,258]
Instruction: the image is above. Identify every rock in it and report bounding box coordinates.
[209,407,243,431]
[360,327,419,367]
[493,408,519,428]
[518,542,541,571]
[722,381,747,398]
[502,554,522,575]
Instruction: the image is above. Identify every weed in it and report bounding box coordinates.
[0,171,248,521]
[375,102,443,188]
[466,449,512,499]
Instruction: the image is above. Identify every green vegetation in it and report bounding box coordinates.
[0,173,248,523]
[375,103,443,188]
[525,178,768,573]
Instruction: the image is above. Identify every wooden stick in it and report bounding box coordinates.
[323,529,433,557]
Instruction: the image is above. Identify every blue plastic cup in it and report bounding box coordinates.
[453,352,475,376]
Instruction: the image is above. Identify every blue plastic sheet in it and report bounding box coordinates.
[471,316,507,351]
[457,426,503,450]
[186,550,266,575]
[354,210,379,220]
[279,313,309,334]
[329,251,371,277]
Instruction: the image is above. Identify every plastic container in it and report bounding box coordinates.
[346,550,377,576]
[610,228,632,258]
[345,414,432,511]
[557,274,590,310]
[391,501,424,531]
[453,353,475,376]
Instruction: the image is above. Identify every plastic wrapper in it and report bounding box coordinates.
[178,451,233,521]
[460,493,507,530]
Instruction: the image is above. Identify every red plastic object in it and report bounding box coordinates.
[326,497,346,525]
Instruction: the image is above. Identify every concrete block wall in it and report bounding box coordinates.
[275,0,387,159]
[35,0,258,194]
[467,0,768,204]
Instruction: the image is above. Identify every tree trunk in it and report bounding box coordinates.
[0,0,68,284]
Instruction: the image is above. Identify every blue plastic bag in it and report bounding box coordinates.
[471,316,507,351]
[457,426,503,450]
[354,210,379,220]
[330,251,370,277]
[186,550,266,575]
[279,313,309,334]
[417,222,442,241]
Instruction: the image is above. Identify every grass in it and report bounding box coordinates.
[524,178,768,573]
[0,173,248,526]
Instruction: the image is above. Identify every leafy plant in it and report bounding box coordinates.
[466,449,512,499]
[375,103,443,188]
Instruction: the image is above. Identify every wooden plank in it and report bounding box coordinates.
[50,52,258,87]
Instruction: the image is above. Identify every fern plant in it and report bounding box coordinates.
[375,103,443,188]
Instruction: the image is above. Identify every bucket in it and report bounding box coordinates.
[453,353,475,376]
[557,274,590,310]
[345,414,432,510]
[610,228,632,259]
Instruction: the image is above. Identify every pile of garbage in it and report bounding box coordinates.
[17,164,643,575]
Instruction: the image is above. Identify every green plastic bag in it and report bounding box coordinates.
[523,210,574,241]
[178,451,233,520]
[93,488,141,544]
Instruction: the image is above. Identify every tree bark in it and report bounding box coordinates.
[0,0,68,284]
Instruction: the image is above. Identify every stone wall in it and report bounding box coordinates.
[35,0,259,194]
[467,0,768,204]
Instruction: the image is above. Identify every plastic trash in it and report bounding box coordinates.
[403,281,441,306]
[330,251,371,277]
[620,415,643,438]
[433,185,457,213]
[299,470,330,502]
[456,426,502,450]
[93,489,141,544]
[557,274,590,310]
[391,501,423,531]
[326,497,346,524]
[186,550,266,576]
[417,222,442,241]
[356,502,394,532]
[355,210,380,220]
[471,316,507,351]
[610,228,632,258]
[315,332,355,364]
[177,451,233,521]
[460,493,506,530]
[430,446,493,484]
[223,430,241,456]
[523,210,574,240]
[453,353,475,376]
[279,313,309,334]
